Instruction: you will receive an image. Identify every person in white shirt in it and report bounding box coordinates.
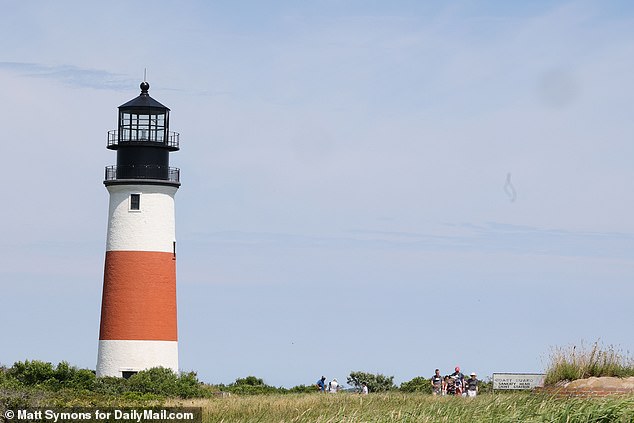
[328,378,339,393]
[466,372,478,397]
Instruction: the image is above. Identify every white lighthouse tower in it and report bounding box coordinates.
[97,82,180,378]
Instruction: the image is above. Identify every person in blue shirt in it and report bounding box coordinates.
[316,376,326,392]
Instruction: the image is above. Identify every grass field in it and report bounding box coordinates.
[169,392,634,422]
[3,349,634,422]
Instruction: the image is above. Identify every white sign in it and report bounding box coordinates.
[492,373,545,390]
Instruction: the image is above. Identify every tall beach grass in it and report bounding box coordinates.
[545,341,634,385]
[169,392,634,423]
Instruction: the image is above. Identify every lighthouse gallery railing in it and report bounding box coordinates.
[107,130,180,149]
[104,165,180,183]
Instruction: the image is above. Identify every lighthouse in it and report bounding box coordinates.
[97,82,180,378]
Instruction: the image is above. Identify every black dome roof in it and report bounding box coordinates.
[118,82,170,112]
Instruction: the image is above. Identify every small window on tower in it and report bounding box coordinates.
[130,194,141,211]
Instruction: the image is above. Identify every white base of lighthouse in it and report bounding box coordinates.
[96,340,178,377]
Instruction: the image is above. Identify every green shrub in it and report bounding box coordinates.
[347,371,396,393]
[212,378,320,395]
[54,362,95,390]
[8,360,56,386]
[288,384,318,394]
[92,376,128,395]
[0,366,11,388]
[219,376,287,395]
[6,361,95,390]
[0,386,50,411]
[120,391,163,402]
[233,376,265,386]
[126,368,205,398]
[400,376,432,393]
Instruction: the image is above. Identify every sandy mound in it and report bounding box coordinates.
[565,376,634,390]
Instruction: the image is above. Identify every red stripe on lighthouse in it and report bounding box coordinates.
[99,250,177,341]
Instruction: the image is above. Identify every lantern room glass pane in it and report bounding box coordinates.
[119,111,167,143]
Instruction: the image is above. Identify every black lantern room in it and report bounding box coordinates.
[104,82,180,186]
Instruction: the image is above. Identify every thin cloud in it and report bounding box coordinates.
[0,62,233,96]
[184,224,634,260]
[0,61,135,91]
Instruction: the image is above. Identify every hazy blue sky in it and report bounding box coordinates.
[1,0,633,388]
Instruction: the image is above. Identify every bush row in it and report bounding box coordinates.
[1,361,212,398]
[0,360,491,397]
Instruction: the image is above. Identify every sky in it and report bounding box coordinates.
[1,0,633,388]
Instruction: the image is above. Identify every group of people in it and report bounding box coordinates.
[316,376,369,394]
[316,376,340,393]
[431,366,479,397]
[314,368,477,396]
